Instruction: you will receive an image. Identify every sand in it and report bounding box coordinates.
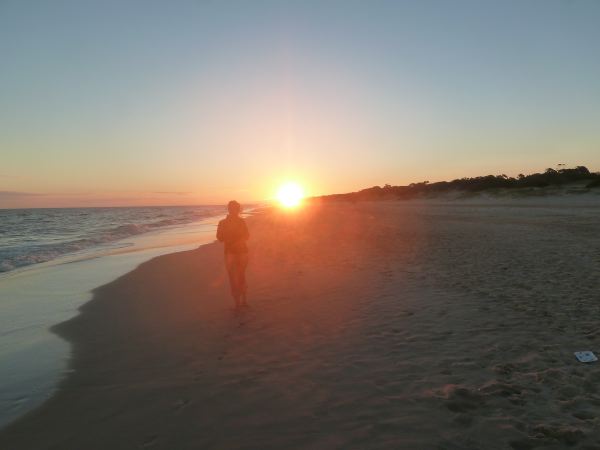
[1,201,600,449]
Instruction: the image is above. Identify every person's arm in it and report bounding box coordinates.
[216,220,224,242]
[242,219,249,241]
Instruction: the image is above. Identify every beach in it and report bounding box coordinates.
[1,200,600,449]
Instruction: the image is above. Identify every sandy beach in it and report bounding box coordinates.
[1,201,600,449]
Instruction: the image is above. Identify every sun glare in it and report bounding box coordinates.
[276,182,304,208]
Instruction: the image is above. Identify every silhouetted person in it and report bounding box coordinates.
[216,200,249,307]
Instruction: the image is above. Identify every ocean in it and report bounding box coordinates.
[0,206,225,273]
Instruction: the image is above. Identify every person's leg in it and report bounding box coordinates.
[225,252,240,306]
[236,253,249,306]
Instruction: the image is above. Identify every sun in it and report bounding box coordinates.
[276,181,304,208]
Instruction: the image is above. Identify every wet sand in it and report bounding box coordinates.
[1,201,600,449]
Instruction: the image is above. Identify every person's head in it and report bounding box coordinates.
[227,200,241,216]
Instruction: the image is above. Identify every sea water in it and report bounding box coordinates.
[0,206,234,429]
[0,206,226,273]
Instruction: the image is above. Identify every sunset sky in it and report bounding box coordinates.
[1,0,599,208]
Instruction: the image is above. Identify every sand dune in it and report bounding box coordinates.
[1,201,600,449]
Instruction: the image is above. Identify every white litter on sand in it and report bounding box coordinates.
[574,351,598,363]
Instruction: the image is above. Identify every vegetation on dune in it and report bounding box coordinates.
[320,166,600,201]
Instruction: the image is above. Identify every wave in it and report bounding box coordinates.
[0,206,224,273]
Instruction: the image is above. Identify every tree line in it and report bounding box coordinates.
[319,166,600,202]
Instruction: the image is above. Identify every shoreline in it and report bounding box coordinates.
[0,214,224,429]
[2,201,600,449]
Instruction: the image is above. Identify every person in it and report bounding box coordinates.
[216,200,250,307]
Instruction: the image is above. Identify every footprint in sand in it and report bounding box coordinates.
[509,437,537,450]
[493,362,517,377]
[445,387,485,413]
[452,413,473,427]
[510,424,587,448]
[532,424,585,446]
[480,380,523,398]
[572,410,595,421]
[140,435,158,448]
[217,349,228,360]
[173,399,190,411]
[380,269,393,279]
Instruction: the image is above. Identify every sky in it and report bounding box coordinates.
[1,0,599,208]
